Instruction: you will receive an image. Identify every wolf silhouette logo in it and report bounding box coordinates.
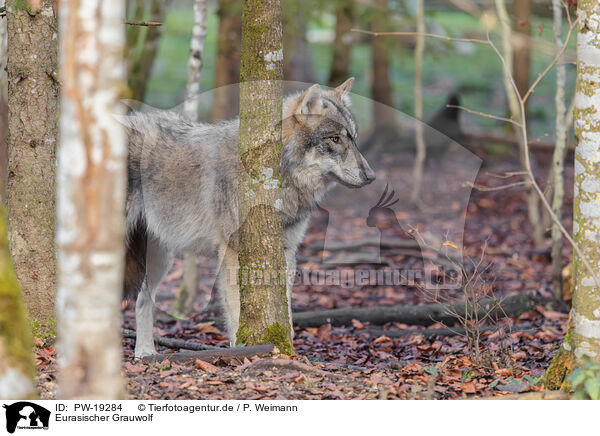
[3,402,50,433]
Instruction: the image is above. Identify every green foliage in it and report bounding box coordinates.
[567,360,600,400]
[30,317,56,341]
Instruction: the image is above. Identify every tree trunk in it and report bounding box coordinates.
[211,0,241,121]
[371,0,394,127]
[6,0,58,337]
[544,1,600,387]
[0,204,36,399]
[550,0,567,300]
[411,0,426,203]
[178,0,208,317]
[236,0,292,354]
[329,0,354,87]
[56,0,127,399]
[571,0,600,364]
[126,0,169,103]
[513,0,532,107]
[0,8,7,195]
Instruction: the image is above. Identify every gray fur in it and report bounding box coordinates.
[123,79,375,358]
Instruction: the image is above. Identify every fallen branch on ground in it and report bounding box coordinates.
[139,344,276,363]
[361,323,535,339]
[293,294,564,327]
[121,328,223,351]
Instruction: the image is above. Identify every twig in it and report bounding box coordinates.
[447,105,521,126]
[470,181,530,192]
[125,20,163,26]
[522,18,578,104]
[351,28,489,45]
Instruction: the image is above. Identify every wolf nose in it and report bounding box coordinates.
[364,167,376,184]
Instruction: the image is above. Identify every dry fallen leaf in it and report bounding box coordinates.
[442,241,459,250]
[195,359,219,372]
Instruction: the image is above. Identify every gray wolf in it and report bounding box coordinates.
[123,78,375,358]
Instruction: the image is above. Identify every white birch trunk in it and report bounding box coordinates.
[56,0,127,399]
[180,0,208,316]
[572,0,600,362]
[184,0,208,119]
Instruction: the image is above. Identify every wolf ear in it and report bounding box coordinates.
[335,77,354,104]
[294,84,322,115]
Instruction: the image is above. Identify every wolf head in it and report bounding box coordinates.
[281,78,375,195]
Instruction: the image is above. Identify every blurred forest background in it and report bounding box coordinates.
[133,0,575,140]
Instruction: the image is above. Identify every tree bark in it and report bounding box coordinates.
[126,0,169,103]
[329,0,354,87]
[211,0,241,121]
[571,0,600,364]
[236,0,292,354]
[0,204,36,399]
[544,1,600,386]
[6,0,58,336]
[178,0,208,317]
[0,8,7,195]
[56,0,127,399]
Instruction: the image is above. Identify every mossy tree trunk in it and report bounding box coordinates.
[328,0,354,87]
[211,0,241,121]
[236,0,292,354]
[56,0,127,399]
[543,0,600,388]
[0,204,36,399]
[6,0,58,337]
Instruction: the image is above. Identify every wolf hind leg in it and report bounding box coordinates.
[216,243,240,346]
[134,236,174,359]
[285,248,297,339]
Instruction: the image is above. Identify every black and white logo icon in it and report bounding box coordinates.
[3,402,50,434]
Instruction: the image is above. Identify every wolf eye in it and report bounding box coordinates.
[329,136,340,143]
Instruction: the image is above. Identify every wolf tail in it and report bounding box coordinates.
[123,220,147,300]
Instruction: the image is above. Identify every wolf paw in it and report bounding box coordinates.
[134,344,156,359]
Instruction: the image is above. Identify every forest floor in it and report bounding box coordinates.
[34,147,573,400]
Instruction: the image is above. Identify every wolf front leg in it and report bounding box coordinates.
[135,237,174,359]
[285,247,297,339]
[216,243,241,346]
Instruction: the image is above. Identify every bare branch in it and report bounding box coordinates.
[447,104,522,126]
[351,28,490,45]
[125,20,163,27]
